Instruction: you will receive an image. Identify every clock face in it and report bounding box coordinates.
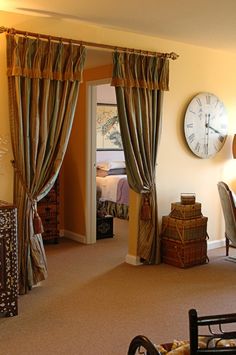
[184,92,228,158]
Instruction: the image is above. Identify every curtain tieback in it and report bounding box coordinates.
[32,201,44,235]
[11,160,44,234]
[141,193,152,221]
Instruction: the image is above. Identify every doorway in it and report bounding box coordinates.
[86,80,129,245]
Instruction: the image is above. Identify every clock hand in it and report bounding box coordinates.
[208,125,221,134]
[204,114,207,153]
[205,114,210,156]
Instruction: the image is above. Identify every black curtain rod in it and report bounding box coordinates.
[0,26,179,60]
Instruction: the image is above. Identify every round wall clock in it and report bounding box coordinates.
[184,92,228,158]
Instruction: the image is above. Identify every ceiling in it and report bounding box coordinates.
[1,0,236,54]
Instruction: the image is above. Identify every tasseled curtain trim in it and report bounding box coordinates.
[6,33,86,82]
[33,211,44,234]
[140,194,152,221]
[111,51,169,91]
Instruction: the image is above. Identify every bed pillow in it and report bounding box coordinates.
[96,161,110,171]
[96,160,126,171]
[96,168,108,177]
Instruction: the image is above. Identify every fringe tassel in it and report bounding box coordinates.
[33,211,44,234]
[141,194,152,221]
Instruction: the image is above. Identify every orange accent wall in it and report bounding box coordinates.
[62,64,112,236]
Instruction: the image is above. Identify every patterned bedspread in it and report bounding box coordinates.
[116,177,129,205]
[96,175,129,205]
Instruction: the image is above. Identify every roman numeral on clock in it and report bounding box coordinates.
[187,123,193,128]
[195,142,200,152]
[204,144,208,155]
[188,133,195,143]
[206,95,211,105]
[196,98,202,106]
[218,135,224,143]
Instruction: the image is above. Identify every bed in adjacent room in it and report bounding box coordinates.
[96,160,129,220]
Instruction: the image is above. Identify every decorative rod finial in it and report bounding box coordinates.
[169,52,179,60]
[0,26,6,34]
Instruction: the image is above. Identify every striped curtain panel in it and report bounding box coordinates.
[6,33,86,294]
[111,51,169,264]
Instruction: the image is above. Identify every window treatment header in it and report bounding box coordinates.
[0,26,179,61]
[111,51,169,91]
[6,33,86,82]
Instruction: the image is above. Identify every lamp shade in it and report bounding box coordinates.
[233,134,236,159]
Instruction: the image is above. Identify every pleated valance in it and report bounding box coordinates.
[111,51,169,91]
[6,33,86,82]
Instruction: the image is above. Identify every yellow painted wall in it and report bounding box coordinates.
[63,64,140,253]
[0,22,13,203]
[63,65,112,235]
[1,11,236,255]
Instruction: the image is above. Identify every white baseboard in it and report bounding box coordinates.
[125,254,143,266]
[125,240,225,266]
[60,229,225,254]
[207,239,225,250]
[63,229,86,244]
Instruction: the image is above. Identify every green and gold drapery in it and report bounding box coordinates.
[111,51,169,263]
[6,33,86,294]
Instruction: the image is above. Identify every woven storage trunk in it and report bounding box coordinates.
[170,202,202,220]
[161,215,208,242]
[161,238,208,268]
[180,193,196,205]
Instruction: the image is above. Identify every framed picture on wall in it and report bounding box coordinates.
[96,103,123,150]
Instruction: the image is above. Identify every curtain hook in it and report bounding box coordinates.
[36,33,40,44]
[0,26,6,34]
[9,27,16,35]
[69,39,73,51]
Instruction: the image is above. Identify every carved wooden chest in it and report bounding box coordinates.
[97,215,113,239]
[0,201,18,317]
[37,179,60,243]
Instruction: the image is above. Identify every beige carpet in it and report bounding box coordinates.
[1,218,236,355]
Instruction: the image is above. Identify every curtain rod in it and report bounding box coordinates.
[0,26,179,60]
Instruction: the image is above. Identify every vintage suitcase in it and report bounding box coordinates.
[97,215,113,239]
[180,193,196,205]
[170,202,202,220]
[161,215,208,242]
[161,238,208,268]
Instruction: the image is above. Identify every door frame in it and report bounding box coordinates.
[85,78,111,244]
[85,78,141,265]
